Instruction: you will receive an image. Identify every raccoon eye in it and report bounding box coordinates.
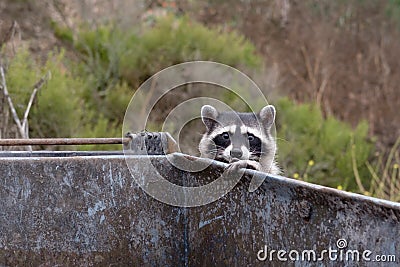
[248,134,255,142]
[221,132,230,139]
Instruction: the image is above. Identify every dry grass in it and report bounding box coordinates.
[362,137,400,202]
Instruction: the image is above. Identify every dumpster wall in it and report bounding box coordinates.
[0,154,399,266]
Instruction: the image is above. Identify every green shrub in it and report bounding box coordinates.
[30,50,85,138]
[52,14,261,127]
[5,49,39,118]
[101,81,133,124]
[59,15,260,88]
[75,24,129,92]
[5,49,84,138]
[78,113,121,151]
[53,22,131,92]
[120,15,261,87]
[275,97,373,191]
[50,20,73,43]
[4,48,120,150]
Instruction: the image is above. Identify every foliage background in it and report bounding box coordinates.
[0,0,399,199]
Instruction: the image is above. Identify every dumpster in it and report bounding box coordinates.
[0,151,399,266]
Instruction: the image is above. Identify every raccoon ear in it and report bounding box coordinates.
[259,105,276,130]
[201,105,218,129]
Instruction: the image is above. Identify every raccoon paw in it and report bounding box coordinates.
[225,160,261,172]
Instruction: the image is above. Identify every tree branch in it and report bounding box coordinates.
[0,66,24,136]
[0,65,31,150]
[22,71,51,130]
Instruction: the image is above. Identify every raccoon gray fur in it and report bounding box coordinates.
[198,105,280,175]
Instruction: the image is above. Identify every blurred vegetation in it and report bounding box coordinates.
[6,49,83,138]
[275,98,372,190]
[3,47,120,149]
[52,15,260,124]
[1,2,398,199]
[119,16,261,86]
[364,137,400,202]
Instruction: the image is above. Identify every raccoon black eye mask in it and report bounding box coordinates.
[198,105,280,175]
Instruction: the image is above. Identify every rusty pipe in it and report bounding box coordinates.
[0,138,131,146]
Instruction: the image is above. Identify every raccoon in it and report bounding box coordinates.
[198,105,280,175]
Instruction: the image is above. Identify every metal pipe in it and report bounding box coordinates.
[0,138,131,146]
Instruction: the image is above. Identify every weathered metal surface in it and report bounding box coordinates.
[0,153,399,266]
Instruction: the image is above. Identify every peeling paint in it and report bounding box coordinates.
[88,200,106,217]
[198,215,224,229]
[100,214,105,224]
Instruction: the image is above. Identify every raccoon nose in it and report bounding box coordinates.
[230,149,243,159]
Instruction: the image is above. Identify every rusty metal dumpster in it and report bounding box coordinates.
[0,151,399,266]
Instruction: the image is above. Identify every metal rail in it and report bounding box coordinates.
[0,138,131,146]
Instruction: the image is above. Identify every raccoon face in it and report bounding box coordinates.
[198,105,276,163]
[209,129,263,163]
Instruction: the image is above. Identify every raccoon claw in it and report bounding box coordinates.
[225,161,242,172]
[224,158,244,171]
[226,160,253,172]
[226,160,260,172]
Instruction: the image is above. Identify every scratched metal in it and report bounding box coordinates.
[0,153,399,266]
